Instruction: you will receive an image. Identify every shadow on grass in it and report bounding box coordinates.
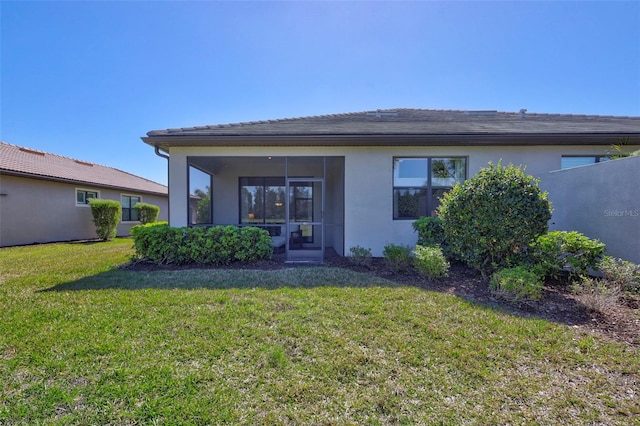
[41,262,594,332]
[42,265,404,292]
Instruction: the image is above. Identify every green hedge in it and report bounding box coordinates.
[89,199,121,241]
[130,224,273,265]
[133,202,160,224]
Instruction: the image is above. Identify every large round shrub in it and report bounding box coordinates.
[438,162,552,275]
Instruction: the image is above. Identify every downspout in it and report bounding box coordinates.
[154,146,170,224]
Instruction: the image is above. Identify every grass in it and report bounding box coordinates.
[1,239,639,425]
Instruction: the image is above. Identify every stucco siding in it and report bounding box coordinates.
[541,156,640,264]
[167,143,615,257]
[0,175,168,247]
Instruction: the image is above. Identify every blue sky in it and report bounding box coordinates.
[2,1,639,185]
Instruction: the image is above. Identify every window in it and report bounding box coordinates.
[239,177,286,224]
[393,157,466,219]
[189,166,212,225]
[121,195,141,221]
[561,156,609,169]
[76,189,98,205]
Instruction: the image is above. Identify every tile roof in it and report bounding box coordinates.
[146,108,640,137]
[0,142,167,195]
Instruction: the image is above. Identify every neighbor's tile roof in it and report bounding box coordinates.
[0,142,167,195]
[146,108,640,137]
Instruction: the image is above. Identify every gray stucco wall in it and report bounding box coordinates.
[0,175,168,247]
[168,144,622,257]
[540,156,640,264]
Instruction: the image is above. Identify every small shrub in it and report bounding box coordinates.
[572,276,621,314]
[532,231,606,280]
[348,246,373,267]
[89,199,121,241]
[412,216,446,248]
[438,162,551,276]
[599,256,640,294]
[383,243,414,273]
[133,202,160,224]
[490,266,544,303]
[413,245,449,280]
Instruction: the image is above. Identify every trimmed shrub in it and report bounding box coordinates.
[383,243,413,273]
[599,256,640,294]
[413,245,449,280]
[438,162,551,275]
[490,266,544,303]
[347,246,373,267]
[133,202,160,224]
[89,199,121,241]
[412,216,446,248]
[532,231,606,280]
[130,224,272,265]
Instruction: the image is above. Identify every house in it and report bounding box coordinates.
[0,141,168,247]
[141,108,640,262]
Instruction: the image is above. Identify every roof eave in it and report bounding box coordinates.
[142,132,639,148]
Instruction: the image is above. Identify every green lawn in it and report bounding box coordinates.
[1,239,638,425]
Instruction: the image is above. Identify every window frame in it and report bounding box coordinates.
[121,194,142,222]
[392,157,467,220]
[75,188,99,207]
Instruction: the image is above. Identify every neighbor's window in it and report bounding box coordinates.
[393,157,466,219]
[561,156,609,169]
[76,189,99,205]
[239,177,286,224]
[121,195,141,221]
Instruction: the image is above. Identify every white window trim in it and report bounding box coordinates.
[121,193,142,222]
[75,188,100,207]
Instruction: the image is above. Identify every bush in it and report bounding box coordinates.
[383,243,413,273]
[599,256,640,294]
[130,224,272,265]
[438,162,551,275]
[490,266,544,303]
[572,276,621,314]
[347,246,373,267]
[412,216,446,248]
[413,245,449,280]
[532,231,606,280]
[89,199,121,241]
[133,202,160,224]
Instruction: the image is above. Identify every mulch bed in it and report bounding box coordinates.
[126,256,640,348]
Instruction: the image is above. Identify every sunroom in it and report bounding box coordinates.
[186,155,345,262]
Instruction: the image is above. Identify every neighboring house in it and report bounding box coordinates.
[141,108,640,261]
[0,142,168,247]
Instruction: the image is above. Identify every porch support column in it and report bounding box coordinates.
[168,151,189,227]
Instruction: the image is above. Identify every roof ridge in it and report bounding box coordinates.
[147,108,640,135]
[0,141,167,188]
[1,140,105,168]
